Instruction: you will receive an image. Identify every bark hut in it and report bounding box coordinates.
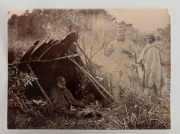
[19,31,84,98]
[19,31,112,102]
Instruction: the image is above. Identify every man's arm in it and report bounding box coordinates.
[121,42,136,58]
[129,41,137,58]
[105,42,114,57]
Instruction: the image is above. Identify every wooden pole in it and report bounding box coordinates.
[66,55,114,100]
[8,54,79,66]
[27,64,52,105]
[74,42,91,72]
[74,42,91,63]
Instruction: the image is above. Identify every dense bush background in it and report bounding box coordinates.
[8,9,170,64]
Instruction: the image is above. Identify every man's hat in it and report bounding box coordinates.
[56,76,66,83]
[116,22,126,31]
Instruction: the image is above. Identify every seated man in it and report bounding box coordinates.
[51,76,85,109]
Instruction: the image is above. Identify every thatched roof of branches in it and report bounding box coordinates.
[18,31,113,101]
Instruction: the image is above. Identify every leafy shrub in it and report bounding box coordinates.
[8,65,48,128]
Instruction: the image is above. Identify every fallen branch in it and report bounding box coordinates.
[8,54,79,66]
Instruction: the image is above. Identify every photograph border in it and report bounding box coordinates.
[1,0,180,133]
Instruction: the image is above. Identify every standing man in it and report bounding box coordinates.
[135,34,165,99]
[105,23,136,101]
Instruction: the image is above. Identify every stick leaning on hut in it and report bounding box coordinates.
[13,31,114,105]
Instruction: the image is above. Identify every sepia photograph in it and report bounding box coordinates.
[8,9,170,129]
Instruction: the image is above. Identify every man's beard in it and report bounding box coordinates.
[116,37,125,42]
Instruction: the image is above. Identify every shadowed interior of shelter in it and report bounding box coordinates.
[19,31,86,99]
